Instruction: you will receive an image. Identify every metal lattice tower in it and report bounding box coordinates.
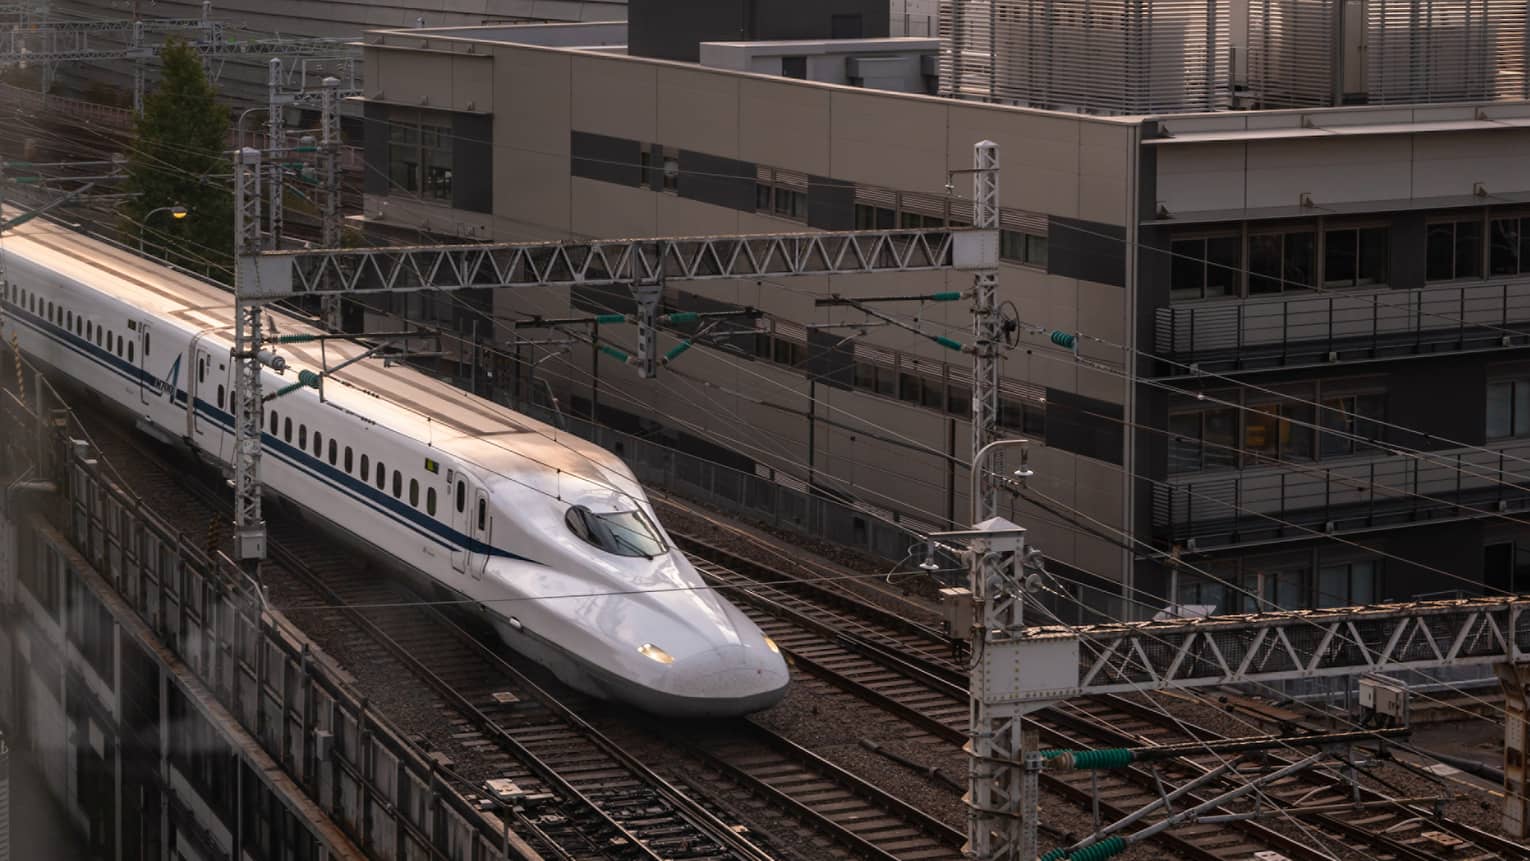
[265,58,284,250]
[318,75,343,330]
[971,140,1001,521]
[231,146,266,570]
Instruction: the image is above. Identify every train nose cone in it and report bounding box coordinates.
[657,643,790,717]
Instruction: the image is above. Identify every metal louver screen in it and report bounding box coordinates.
[1247,0,1337,108]
[1368,0,1529,103]
[939,0,1231,114]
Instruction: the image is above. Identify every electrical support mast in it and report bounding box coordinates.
[231,147,266,576]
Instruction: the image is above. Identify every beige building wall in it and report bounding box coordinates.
[361,32,1140,586]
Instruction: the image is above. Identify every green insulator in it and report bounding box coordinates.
[930,291,962,301]
[1040,849,1068,861]
[594,313,626,324]
[598,344,629,363]
[1073,748,1135,769]
[1071,836,1126,861]
[275,333,318,344]
[1050,330,1077,349]
[664,340,693,361]
[297,370,322,388]
[274,381,305,398]
[663,311,699,323]
[933,335,965,351]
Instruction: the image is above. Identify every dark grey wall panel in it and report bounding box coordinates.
[629,0,888,61]
[678,150,756,212]
[806,328,855,389]
[571,131,642,187]
[452,113,493,214]
[808,176,855,230]
[1385,356,1487,449]
[1043,388,1124,465]
[1048,216,1127,287]
[1390,211,1426,291]
[362,101,389,196]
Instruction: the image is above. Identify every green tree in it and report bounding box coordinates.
[123,39,232,276]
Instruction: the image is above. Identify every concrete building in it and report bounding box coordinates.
[355,12,1530,620]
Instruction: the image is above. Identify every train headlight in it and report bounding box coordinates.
[638,643,675,664]
[763,636,780,654]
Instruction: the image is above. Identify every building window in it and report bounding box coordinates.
[1426,219,1483,281]
[661,147,678,193]
[388,111,453,202]
[1241,401,1316,465]
[1317,560,1378,608]
[1000,230,1049,267]
[1487,378,1530,439]
[1318,393,1385,457]
[781,56,807,79]
[1169,384,1383,473]
[1248,228,1315,294]
[1323,226,1389,287]
[1170,236,1239,300]
[773,187,806,220]
[1169,407,1239,472]
[1490,216,1530,276]
[855,204,894,229]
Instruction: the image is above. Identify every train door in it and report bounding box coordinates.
[449,472,469,574]
[136,321,152,405]
[189,340,214,440]
[470,489,490,580]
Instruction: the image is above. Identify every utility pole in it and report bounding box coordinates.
[318,75,343,330]
[231,147,266,577]
[265,58,285,250]
[970,140,1002,521]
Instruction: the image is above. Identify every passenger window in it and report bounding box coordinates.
[409,478,419,507]
[283,417,292,443]
[217,385,224,409]
[328,440,337,466]
[345,447,353,473]
[314,431,323,457]
[127,342,134,362]
[144,332,150,355]
[455,480,465,513]
[75,317,81,336]
[360,454,369,478]
[392,470,401,498]
[375,461,386,491]
[117,335,124,356]
[477,498,486,531]
[106,330,112,349]
[426,487,437,516]
[269,411,278,434]
[298,425,307,449]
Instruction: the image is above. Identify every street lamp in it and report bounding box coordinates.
[141,204,188,254]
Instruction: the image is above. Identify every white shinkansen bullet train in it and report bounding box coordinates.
[0,216,789,717]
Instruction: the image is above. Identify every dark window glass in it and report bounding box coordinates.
[564,505,665,557]
[298,425,307,450]
[477,498,487,531]
[756,184,772,211]
[947,384,971,415]
[1283,403,1315,461]
[899,373,921,403]
[314,432,323,457]
[427,487,437,516]
[1248,234,1282,294]
[1426,223,1455,280]
[456,480,465,513]
[1324,229,1357,286]
[781,56,807,79]
[127,342,134,362]
[1171,239,1205,300]
[328,440,337,466]
[1456,219,1482,279]
[1243,403,1278,463]
[269,412,278,434]
[1168,412,1201,472]
[360,454,369,479]
[1285,231,1315,288]
[1203,408,1238,469]
[376,462,387,491]
[1001,230,1029,263]
[144,331,150,355]
[1027,234,1050,268]
[217,385,224,410]
[392,470,402,498]
[1491,217,1523,275]
[283,418,292,443]
[409,478,419,506]
[345,447,353,472]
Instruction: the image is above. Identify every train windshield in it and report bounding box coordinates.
[565,505,667,558]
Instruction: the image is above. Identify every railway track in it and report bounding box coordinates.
[673,534,1529,861]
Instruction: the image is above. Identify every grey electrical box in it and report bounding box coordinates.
[939,587,973,640]
[1359,675,1409,724]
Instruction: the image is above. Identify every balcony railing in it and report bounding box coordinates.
[1155,281,1530,370]
[1154,438,1530,548]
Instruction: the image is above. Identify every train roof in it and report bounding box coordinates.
[2,215,645,502]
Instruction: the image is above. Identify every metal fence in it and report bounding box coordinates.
[1155,281,1530,370]
[1154,438,1530,547]
[0,389,535,861]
